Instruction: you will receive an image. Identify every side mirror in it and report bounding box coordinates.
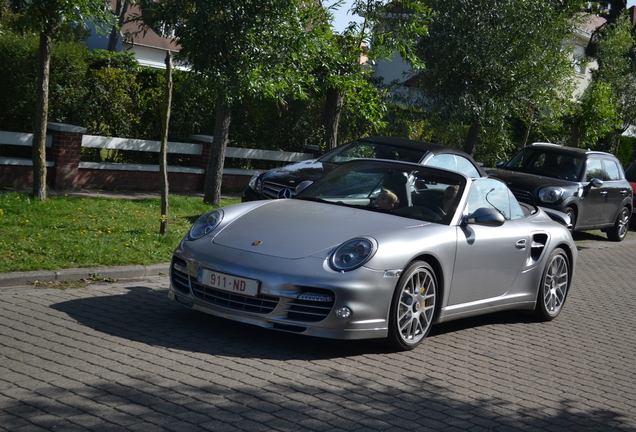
[495,161,505,168]
[295,180,313,195]
[588,178,604,188]
[463,207,505,227]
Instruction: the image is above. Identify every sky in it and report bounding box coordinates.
[328,0,362,33]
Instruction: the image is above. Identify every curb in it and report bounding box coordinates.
[0,263,171,288]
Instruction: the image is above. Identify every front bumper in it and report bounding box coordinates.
[168,247,399,341]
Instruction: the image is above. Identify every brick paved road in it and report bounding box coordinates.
[1,235,635,431]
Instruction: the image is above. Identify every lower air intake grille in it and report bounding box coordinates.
[171,257,191,294]
[191,281,279,314]
[285,290,335,322]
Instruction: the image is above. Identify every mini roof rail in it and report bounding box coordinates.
[531,142,560,146]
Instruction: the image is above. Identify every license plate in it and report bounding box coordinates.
[199,269,259,297]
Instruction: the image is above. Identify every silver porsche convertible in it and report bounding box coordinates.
[169,159,577,350]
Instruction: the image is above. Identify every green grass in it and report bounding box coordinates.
[0,192,240,273]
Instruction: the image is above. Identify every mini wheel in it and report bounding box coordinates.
[607,206,630,242]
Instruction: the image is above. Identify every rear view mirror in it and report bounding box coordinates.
[463,207,505,227]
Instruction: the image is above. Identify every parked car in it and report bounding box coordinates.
[170,159,576,351]
[242,136,486,201]
[625,161,636,225]
[488,143,633,241]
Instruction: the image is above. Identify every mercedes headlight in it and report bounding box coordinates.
[330,238,377,271]
[188,210,223,240]
[248,174,261,192]
[539,187,563,203]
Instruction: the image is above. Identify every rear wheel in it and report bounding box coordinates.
[387,261,437,350]
[607,206,630,242]
[534,249,570,321]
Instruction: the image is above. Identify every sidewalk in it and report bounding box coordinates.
[0,188,242,289]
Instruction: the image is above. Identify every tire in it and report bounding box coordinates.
[607,206,630,242]
[563,206,576,231]
[387,261,437,350]
[534,249,570,321]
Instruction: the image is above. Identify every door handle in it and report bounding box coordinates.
[515,239,526,250]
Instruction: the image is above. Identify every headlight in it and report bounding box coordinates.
[248,174,261,192]
[330,238,377,271]
[188,210,223,240]
[539,187,563,203]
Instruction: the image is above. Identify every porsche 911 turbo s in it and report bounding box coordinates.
[170,159,576,350]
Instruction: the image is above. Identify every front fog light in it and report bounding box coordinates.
[335,307,352,319]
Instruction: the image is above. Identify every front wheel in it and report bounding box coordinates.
[387,261,437,350]
[534,249,570,321]
[563,206,576,231]
[607,206,630,242]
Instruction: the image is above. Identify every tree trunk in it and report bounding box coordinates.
[159,52,173,235]
[108,0,129,52]
[464,117,481,157]
[323,87,344,151]
[203,95,232,205]
[32,31,53,202]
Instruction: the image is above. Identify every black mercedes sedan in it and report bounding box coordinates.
[488,143,633,241]
[242,136,486,201]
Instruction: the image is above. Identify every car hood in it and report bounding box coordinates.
[261,159,337,186]
[213,199,426,259]
[487,169,576,191]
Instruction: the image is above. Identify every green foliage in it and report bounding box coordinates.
[416,0,584,153]
[573,81,621,148]
[0,32,38,132]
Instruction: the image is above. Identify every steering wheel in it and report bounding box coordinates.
[420,203,445,222]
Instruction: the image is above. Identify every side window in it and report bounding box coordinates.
[509,190,526,220]
[466,178,512,220]
[585,159,604,182]
[455,156,481,178]
[427,154,457,171]
[428,154,480,178]
[603,159,621,181]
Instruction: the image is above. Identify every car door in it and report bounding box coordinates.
[448,178,529,305]
[600,158,631,224]
[577,158,608,227]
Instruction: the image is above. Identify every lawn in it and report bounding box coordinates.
[0,192,240,273]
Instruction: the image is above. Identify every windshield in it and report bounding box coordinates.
[504,147,585,181]
[297,160,466,224]
[319,140,427,165]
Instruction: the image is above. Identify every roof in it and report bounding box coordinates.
[111,0,180,52]
[363,136,469,156]
[528,143,617,158]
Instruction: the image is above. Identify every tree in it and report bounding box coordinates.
[318,0,429,150]
[138,0,312,205]
[587,11,636,153]
[415,0,586,156]
[107,0,130,52]
[7,0,113,201]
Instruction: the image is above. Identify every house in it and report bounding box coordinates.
[85,0,183,70]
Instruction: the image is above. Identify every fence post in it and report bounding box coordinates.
[189,134,214,171]
[48,123,86,189]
